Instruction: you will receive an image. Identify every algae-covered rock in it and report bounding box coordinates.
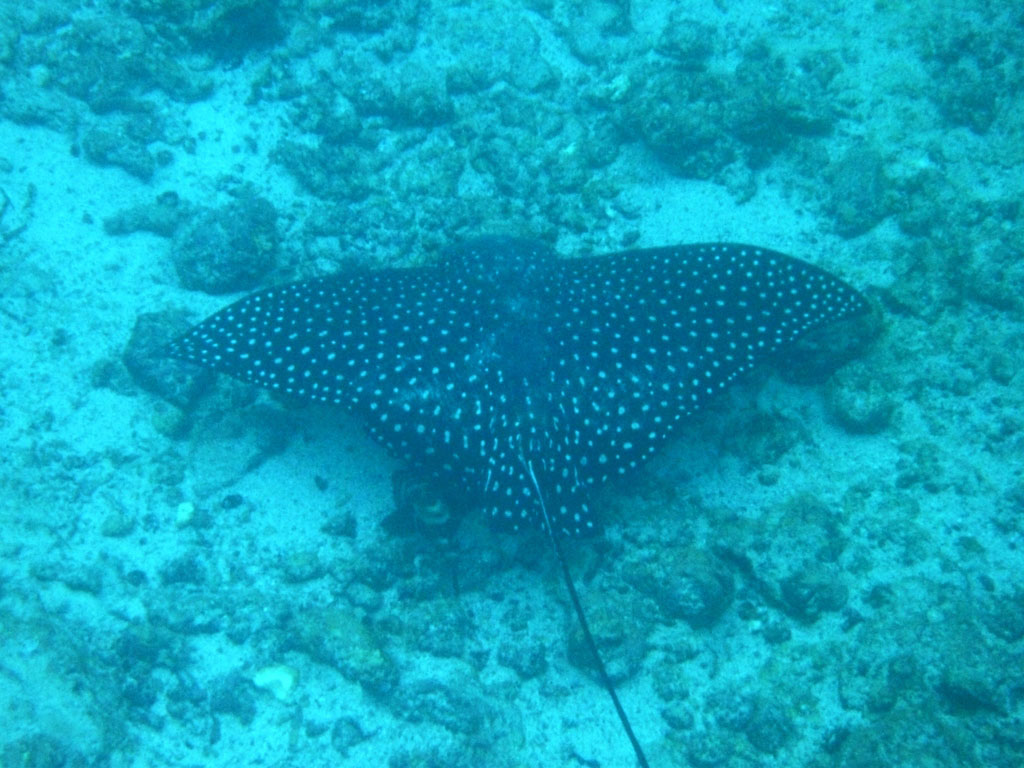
[346,57,452,126]
[656,10,714,66]
[100,507,136,538]
[400,598,469,658]
[82,123,157,180]
[390,62,454,125]
[719,410,804,469]
[389,669,522,763]
[123,310,214,408]
[186,0,285,63]
[743,700,794,754]
[399,673,491,734]
[937,669,1003,715]
[171,195,279,293]
[443,10,555,94]
[330,715,371,756]
[718,493,850,623]
[308,0,418,33]
[288,605,398,697]
[618,37,834,181]
[1,734,90,768]
[675,728,736,767]
[104,191,189,237]
[273,139,374,201]
[623,547,733,628]
[826,360,896,435]
[894,438,946,492]
[980,587,1024,642]
[559,0,632,64]
[159,553,207,587]
[725,41,834,161]
[839,651,921,714]
[616,63,735,179]
[964,233,1024,313]
[497,636,547,679]
[47,16,195,111]
[565,587,652,682]
[210,671,258,725]
[278,550,325,583]
[777,565,849,622]
[932,60,999,134]
[824,144,893,237]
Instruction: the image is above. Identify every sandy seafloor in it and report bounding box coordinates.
[1,1,1023,766]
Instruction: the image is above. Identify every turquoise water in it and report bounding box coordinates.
[0,1,1021,766]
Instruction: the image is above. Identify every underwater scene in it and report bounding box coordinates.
[1,1,1021,766]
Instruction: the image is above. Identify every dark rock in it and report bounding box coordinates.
[104,192,190,237]
[286,605,399,697]
[618,37,833,181]
[187,0,285,63]
[720,410,803,468]
[317,0,419,33]
[210,672,257,725]
[624,548,733,628]
[714,690,755,732]
[31,561,103,594]
[566,589,651,682]
[402,598,469,658]
[279,550,325,583]
[987,353,1016,385]
[123,310,213,408]
[682,729,735,767]
[745,702,793,754]
[826,361,896,434]
[497,639,547,679]
[398,672,498,736]
[656,11,714,66]
[778,567,849,621]
[727,41,834,162]
[617,64,736,179]
[82,124,156,180]
[122,676,159,709]
[981,588,1024,642]
[937,671,1003,715]
[661,700,695,731]
[932,60,999,133]
[762,621,791,645]
[331,716,371,756]
[825,144,893,237]
[115,625,169,668]
[159,554,206,586]
[171,195,279,293]
[322,511,357,538]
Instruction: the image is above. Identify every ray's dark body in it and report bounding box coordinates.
[171,238,869,537]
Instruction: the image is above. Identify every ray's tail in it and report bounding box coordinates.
[523,459,651,768]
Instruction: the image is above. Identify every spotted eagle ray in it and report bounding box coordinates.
[170,238,869,767]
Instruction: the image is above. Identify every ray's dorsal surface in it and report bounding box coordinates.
[169,237,869,768]
[170,238,869,537]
